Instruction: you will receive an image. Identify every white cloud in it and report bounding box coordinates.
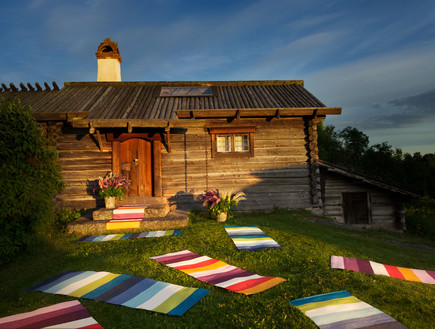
[305,42,435,108]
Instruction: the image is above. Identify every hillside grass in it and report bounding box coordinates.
[0,209,434,328]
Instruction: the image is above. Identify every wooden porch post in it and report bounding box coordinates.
[112,141,120,173]
[153,140,162,197]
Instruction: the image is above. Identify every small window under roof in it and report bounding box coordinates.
[160,86,212,97]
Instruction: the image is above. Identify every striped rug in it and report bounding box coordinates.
[224,226,281,251]
[0,300,103,329]
[113,205,148,220]
[331,255,435,284]
[27,270,210,316]
[290,290,406,329]
[106,219,141,230]
[150,250,286,295]
[106,205,149,230]
[78,230,181,242]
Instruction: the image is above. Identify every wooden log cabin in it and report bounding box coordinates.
[1,78,340,211]
[2,38,415,230]
[319,162,418,230]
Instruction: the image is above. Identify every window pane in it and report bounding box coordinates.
[234,134,249,151]
[217,135,231,152]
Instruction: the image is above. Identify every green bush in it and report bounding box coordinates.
[0,98,64,264]
[405,196,435,240]
[54,208,86,232]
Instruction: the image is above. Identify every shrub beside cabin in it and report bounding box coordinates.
[1,38,416,230]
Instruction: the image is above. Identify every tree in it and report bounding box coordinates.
[0,98,64,264]
[317,122,369,170]
[317,121,435,197]
[338,126,369,169]
[317,121,345,164]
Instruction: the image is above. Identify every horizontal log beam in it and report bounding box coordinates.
[71,118,170,128]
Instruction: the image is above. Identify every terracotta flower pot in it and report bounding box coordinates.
[104,196,116,209]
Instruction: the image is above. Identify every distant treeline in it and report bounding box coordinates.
[317,122,435,198]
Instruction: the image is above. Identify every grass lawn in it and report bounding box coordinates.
[0,209,434,328]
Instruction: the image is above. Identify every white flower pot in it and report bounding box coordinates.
[217,212,227,222]
[105,196,116,209]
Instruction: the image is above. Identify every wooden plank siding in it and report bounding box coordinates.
[321,172,404,230]
[45,123,112,209]
[161,118,312,210]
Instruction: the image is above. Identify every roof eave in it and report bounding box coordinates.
[176,107,341,119]
[319,161,420,198]
[33,112,89,121]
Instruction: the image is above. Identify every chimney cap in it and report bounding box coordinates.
[96,38,122,63]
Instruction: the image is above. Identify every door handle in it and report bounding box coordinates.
[134,158,139,166]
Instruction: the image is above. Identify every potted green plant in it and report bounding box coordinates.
[93,172,130,208]
[200,189,246,221]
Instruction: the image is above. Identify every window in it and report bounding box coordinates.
[216,135,231,152]
[209,127,255,158]
[216,134,249,153]
[160,86,212,97]
[234,134,249,151]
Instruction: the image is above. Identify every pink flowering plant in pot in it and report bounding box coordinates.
[93,172,131,200]
[199,189,246,220]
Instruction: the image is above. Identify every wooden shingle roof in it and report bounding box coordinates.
[319,161,420,198]
[1,80,341,126]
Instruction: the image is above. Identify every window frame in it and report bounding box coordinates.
[209,127,255,159]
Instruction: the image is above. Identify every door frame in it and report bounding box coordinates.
[108,132,162,197]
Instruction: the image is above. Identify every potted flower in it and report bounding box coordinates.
[199,189,246,222]
[93,172,130,208]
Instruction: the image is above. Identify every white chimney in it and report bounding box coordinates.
[96,38,122,82]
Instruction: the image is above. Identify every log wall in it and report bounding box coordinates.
[45,122,112,209]
[321,172,404,230]
[161,118,313,210]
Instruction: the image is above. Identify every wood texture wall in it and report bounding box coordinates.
[321,172,404,230]
[46,123,112,209]
[161,118,313,210]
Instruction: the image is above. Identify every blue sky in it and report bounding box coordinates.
[1,0,434,154]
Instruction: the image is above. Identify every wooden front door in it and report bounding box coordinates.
[342,192,370,224]
[120,139,152,197]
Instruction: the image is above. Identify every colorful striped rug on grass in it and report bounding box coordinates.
[27,270,210,316]
[0,300,103,329]
[290,290,406,329]
[149,250,286,295]
[78,230,181,242]
[224,226,281,251]
[331,255,435,284]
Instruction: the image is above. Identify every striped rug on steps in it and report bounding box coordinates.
[113,205,149,220]
[106,205,149,230]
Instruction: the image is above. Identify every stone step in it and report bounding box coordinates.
[67,210,189,235]
[93,203,169,221]
[116,196,168,206]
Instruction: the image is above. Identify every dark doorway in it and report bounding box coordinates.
[342,192,370,224]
